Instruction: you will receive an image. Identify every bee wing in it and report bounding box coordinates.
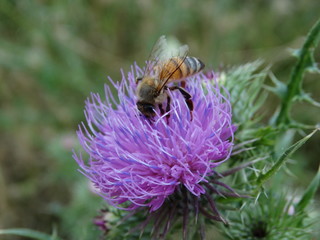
[155,44,189,93]
[143,35,170,77]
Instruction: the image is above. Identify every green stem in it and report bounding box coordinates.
[275,18,320,126]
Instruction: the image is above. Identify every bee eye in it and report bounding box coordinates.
[137,102,155,118]
[144,105,154,113]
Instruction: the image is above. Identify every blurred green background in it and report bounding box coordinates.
[0,0,319,239]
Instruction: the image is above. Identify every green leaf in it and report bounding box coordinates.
[295,164,320,212]
[256,129,318,186]
[266,72,287,99]
[300,92,320,107]
[0,228,61,240]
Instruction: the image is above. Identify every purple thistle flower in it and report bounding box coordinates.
[74,63,236,214]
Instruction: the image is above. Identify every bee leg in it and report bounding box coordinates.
[169,86,194,121]
[180,80,186,88]
[136,76,142,84]
[158,103,165,115]
[165,95,171,124]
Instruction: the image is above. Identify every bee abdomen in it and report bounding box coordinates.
[159,56,205,80]
[184,56,205,75]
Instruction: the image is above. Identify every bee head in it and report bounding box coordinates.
[137,101,155,118]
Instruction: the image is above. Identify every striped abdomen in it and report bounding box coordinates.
[159,56,205,81]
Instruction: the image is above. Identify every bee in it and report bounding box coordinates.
[136,35,205,121]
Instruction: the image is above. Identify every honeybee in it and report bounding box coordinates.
[136,35,205,121]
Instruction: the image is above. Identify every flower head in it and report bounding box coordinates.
[221,191,316,240]
[74,64,235,212]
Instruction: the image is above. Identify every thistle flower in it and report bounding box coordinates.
[74,64,236,238]
[221,192,317,240]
